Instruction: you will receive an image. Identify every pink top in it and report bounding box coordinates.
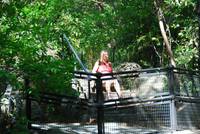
[96,62,112,73]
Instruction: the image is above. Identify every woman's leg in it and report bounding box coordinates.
[113,79,121,97]
[105,80,112,98]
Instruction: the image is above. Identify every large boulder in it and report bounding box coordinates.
[114,62,141,72]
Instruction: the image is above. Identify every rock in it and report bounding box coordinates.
[114,62,141,72]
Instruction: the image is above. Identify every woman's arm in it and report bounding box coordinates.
[108,62,113,72]
[92,61,99,73]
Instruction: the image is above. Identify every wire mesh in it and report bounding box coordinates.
[118,71,169,99]
[29,96,98,132]
[175,73,200,97]
[27,67,200,133]
[177,101,200,130]
[104,101,171,133]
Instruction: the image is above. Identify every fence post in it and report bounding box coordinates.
[168,66,177,131]
[25,78,31,129]
[96,73,105,134]
[88,80,91,99]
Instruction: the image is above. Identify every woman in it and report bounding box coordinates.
[92,50,121,98]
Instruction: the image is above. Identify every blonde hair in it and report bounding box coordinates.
[100,50,108,62]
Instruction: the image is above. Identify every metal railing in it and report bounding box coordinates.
[26,67,200,133]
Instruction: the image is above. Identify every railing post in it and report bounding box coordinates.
[168,66,177,131]
[88,80,91,99]
[25,78,31,129]
[96,73,105,134]
[169,66,175,95]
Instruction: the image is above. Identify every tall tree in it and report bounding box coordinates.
[154,0,176,67]
[197,0,200,70]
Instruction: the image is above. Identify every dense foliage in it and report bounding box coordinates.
[0,1,199,133]
[0,0,199,94]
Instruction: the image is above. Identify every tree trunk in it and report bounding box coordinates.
[95,0,104,11]
[197,0,200,70]
[154,0,180,94]
[154,0,176,67]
